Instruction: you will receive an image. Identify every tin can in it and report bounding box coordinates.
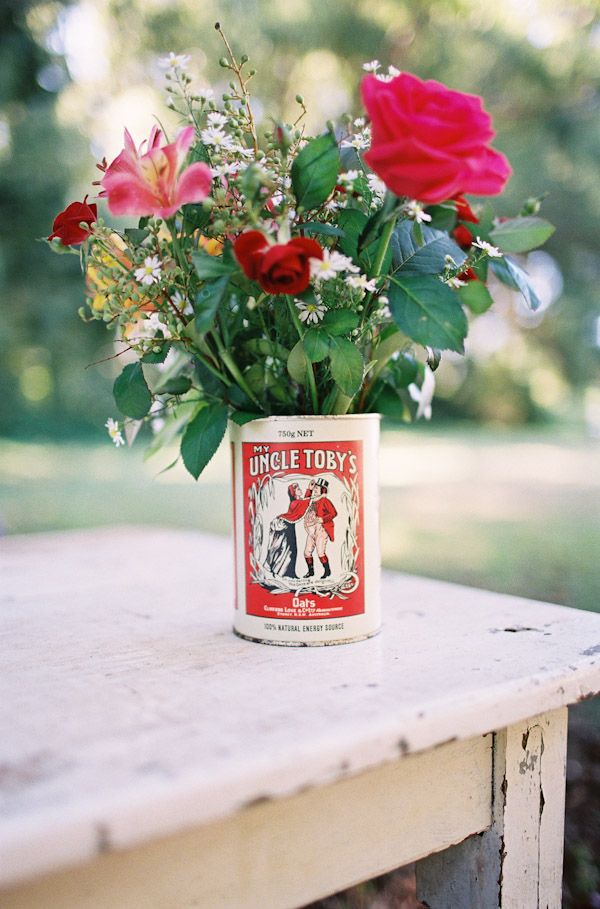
[229,414,381,646]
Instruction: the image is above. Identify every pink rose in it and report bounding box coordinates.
[361,72,511,204]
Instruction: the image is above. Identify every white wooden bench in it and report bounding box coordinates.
[1,527,599,909]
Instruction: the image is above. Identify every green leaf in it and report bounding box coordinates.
[388,275,468,353]
[299,222,345,238]
[180,403,228,480]
[388,351,419,387]
[491,257,542,311]
[141,342,171,364]
[194,274,230,333]
[391,220,466,275]
[287,340,310,385]
[230,411,262,426]
[113,362,152,419]
[245,338,290,361]
[124,227,149,246]
[371,382,410,420]
[303,329,330,362]
[192,248,236,280]
[425,204,457,231]
[459,280,495,314]
[489,216,555,254]
[329,337,364,397]
[154,375,192,396]
[322,309,359,336]
[337,209,368,261]
[183,203,210,233]
[291,133,340,211]
[369,329,410,385]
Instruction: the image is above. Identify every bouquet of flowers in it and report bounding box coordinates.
[48,26,554,479]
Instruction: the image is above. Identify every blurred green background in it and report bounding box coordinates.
[1,0,599,905]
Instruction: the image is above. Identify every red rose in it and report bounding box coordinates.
[361,72,512,204]
[457,267,478,282]
[234,231,323,295]
[453,195,479,224]
[452,224,475,249]
[48,197,97,246]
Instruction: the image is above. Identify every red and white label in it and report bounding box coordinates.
[242,440,365,621]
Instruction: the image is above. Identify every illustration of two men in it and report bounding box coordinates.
[265,479,337,581]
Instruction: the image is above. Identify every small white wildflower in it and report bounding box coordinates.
[442,275,468,289]
[105,417,125,448]
[345,273,378,295]
[408,365,436,420]
[341,131,370,151]
[134,255,162,286]
[324,198,341,212]
[231,145,254,159]
[159,52,191,71]
[378,294,391,318]
[404,200,432,224]
[339,169,360,186]
[363,60,380,73]
[295,298,326,324]
[171,290,192,316]
[146,312,172,338]
[367,173,386,199]
[353,117,366,128]
[207,111,228,127]
[377,65,401,82]
[472,237,502,257]
[201,126,235,151]
[310,250,359,282]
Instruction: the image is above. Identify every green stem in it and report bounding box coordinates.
[286,297,319,415]
[212,331,261,408]
[362,213,397,323]
[167,219,188,274]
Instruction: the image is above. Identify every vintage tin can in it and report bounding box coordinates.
[229,414,381,646]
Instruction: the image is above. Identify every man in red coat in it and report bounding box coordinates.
[303,479,337,579]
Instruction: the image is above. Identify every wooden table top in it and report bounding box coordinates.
[1,527,599,887]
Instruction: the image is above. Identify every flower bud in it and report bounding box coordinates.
[295,94,304,105]
[219,57,230,68]
[241,54,249,64]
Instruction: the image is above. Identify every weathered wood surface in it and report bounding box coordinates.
[1,735,492,909]
[1,527,599,891]
[416,708,568,908]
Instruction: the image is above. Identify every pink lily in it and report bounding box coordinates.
[100,125,212,219]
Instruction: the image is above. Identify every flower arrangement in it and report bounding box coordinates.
[48,26,554,479]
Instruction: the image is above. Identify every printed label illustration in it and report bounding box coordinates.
[242,440,365,620]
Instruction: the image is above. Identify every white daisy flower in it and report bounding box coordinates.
[345,273,378,295]
[159,52,191,71]
[408,365,436,421]
[207,111,228,127]
[363,60,381,73]
[295,298,326,324]
[105,417,125,447]
[353,117,366,128]
[310,250,359,282]
[200,126,235,151]
[404,200,432,224]
[134,255,162,286]
[472,237,502,257]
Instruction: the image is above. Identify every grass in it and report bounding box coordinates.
[2,425,599,614]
